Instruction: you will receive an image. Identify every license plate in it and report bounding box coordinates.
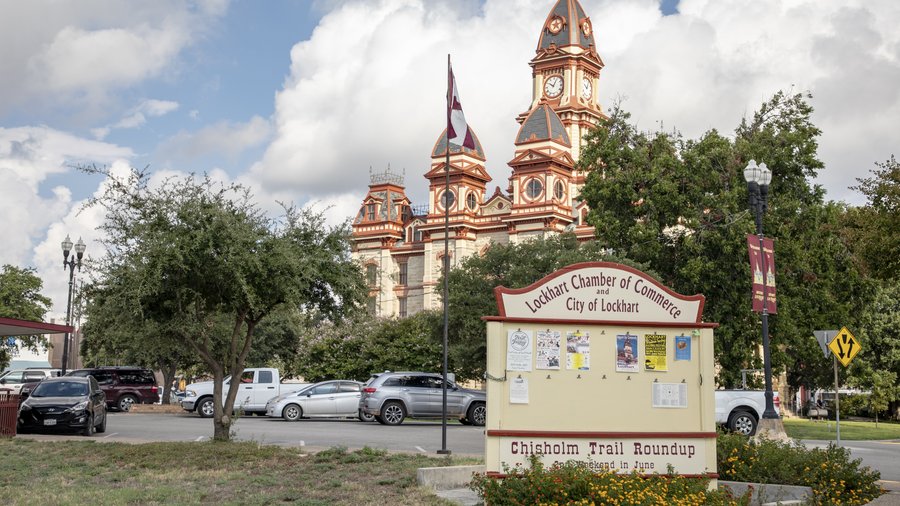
[43,419,57,426]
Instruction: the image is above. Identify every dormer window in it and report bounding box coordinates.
[366,203,376,221]
[406,225,423,243]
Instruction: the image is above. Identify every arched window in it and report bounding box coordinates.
[466,192,477,211]
[554,180,565,200]
[439,190,456,211]
[524,178,543,200]
[366,264,377,286]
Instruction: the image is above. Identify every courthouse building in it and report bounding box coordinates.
[351,0,606,317]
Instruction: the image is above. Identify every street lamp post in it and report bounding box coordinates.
[61,235,86,375]
[743,160,779,422]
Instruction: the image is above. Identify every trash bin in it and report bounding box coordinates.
[0,389,19,437]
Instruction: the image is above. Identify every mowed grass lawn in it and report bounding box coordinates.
[783,417,900,440]
[0,439,469,505]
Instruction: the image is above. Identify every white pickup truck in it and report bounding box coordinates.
[715,389,781,436]
[181,368,308,418]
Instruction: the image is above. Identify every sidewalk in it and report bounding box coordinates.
[868,481,900,506]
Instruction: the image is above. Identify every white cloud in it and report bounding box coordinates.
[248,0,899,211]
[157,116,273,164]
[0,1,226,116]
[0,129,133,316]
[92,99,180,140]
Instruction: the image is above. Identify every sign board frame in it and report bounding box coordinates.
[483,262,718,482]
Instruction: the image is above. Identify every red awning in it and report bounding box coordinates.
[0,317,73,336]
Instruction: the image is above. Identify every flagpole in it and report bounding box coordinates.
[438,53,451,456]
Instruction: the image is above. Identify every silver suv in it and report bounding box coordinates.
[359,372,486,426]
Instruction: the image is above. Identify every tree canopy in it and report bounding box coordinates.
[82,166,366,439]
[0,264,53,369]
[576,92,870,388]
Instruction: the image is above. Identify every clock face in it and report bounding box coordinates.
[544,76,563,98]
[581,19,592,36]
[581,77,592,100]
[548,16,563,34]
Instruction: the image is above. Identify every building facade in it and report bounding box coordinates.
[351,0,605,317]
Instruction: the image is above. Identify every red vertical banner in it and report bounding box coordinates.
[762,237,777,314]
[747,235,777,314]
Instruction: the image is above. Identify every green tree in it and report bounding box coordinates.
[443,234,644,382]
[845,155,900,281]
[293,311,442,382]
[0,265,53,369]
[577,93,869,388]
[80,269,201,404]
[852,281,900,419]
[84,167,366,440]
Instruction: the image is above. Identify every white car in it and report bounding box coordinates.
[0,368,61,394]
[266,380,374,422]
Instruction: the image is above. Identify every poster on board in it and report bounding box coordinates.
[675,335,692,361]
[616,334,639,372]
[566,330,590,370]
[536,329,561,370]
[509,376,529,404]
[506,329,533,371]
[644,334,667,371]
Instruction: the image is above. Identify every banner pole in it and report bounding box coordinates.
[833,356,841,445]
[438,53,451,456]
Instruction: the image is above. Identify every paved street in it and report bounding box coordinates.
[20,411,486,456]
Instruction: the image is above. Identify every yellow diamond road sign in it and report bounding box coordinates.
[828,326,861,367]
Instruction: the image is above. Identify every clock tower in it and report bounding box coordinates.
[519,0,605,163]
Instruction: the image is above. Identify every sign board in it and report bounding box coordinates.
[813,330,837,359]
[828,326,861,367]
[494,262,705,324]
[484,262,718,482]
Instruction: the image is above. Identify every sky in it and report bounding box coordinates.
[1,0,898,321]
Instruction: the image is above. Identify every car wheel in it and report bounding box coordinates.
[96,411,107,433]
[381,401,406,426]
[118,394,138,412]
[358,409,375,422]
[467,402,487,427]
[728,410,757,436]
[283,404,302,422]
[197,397,215,418]
[82,415,95,437]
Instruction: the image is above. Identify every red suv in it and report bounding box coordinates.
[67,367,158,411]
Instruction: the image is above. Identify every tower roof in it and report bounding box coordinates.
[515,103,571,146]
[431,127,486,160]
[536,0,595,51]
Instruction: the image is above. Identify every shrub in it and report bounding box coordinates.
[470,455,746,505]
[717,431,883,505]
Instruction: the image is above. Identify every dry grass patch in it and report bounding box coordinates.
[0,439,461,505]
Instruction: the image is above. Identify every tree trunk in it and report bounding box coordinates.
[160,363,177,405]
[211,367,232,441]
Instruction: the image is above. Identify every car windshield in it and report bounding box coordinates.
[31,381,89,397]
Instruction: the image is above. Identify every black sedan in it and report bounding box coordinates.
[17,376,107,436]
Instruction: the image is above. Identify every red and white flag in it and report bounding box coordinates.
[447,62,476,150]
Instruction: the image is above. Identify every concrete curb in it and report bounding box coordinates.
[417,465,485,490]
[719,480,813,506]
